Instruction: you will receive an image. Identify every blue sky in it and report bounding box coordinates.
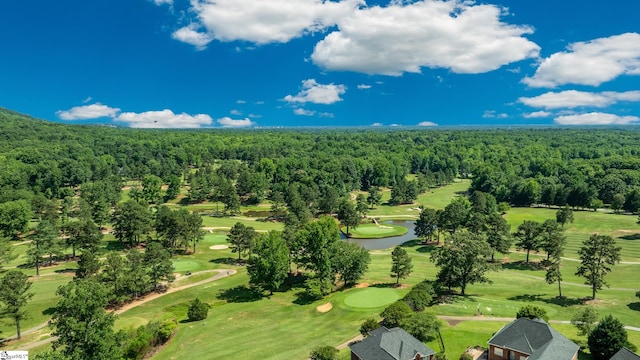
[1,0,639,128]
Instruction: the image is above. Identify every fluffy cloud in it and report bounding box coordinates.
[357,84,372,90]
[311,1,539,75]
[187,0,362,44]
[417,121,438,126]
[284,79,346,104]
[523,111,551,118]
[172,25,213,50]
[371,122,383,126]
[293,108,316,116]
[482,110,509,119]
[519,90,640,109]
[116,109,213,128]
[153,0,172,5]
[56,103,121,120]
[217,117,255,127]
[555,112,640,125]
[524,33,640,88]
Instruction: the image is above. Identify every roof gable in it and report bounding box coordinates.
[611,348,640,360]
[488,318,579,360]
[350,327,436,360]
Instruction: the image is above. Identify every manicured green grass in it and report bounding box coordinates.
[368,179,471,217]
[200,216,284,232]
[343,223,407,238]
[343,288,401,309]
[504,207,640,262]
[170,259,203,273]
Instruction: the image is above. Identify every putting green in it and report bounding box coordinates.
[171,259,201,273]
[344,288,400,309]
[202,234,227,245]
[343,223,408,239]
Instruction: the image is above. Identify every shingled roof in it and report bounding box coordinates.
[488,318,579,360]
[611,348,640,360]
[349,327,436,360]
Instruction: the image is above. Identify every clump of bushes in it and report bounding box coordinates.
[187,298,210,322]
[123,318,177,359]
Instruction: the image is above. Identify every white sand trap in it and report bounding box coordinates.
[316,302,333,313]
[209,245,229,250]
[378,225,393,229]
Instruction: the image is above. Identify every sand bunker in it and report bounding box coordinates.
[209,245,229,250]
[316,302,333,313]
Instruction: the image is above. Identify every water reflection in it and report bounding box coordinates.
[342,220,417,250]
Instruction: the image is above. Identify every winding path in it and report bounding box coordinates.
[3,269,237,350]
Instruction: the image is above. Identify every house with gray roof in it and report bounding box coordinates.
[349,327,437,360]
[487,318,579,360]
[610,347,640,360]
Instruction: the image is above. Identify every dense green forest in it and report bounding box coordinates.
[3,107,640,213]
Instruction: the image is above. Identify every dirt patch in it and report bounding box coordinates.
[209,245,229,250]
[355,282,370,288]
[445,319,464,326]
[316,302,333,313]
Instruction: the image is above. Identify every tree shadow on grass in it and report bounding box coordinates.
[619,233,640,241]
[54,268,76,274]
[627,302,640,312]
[42,307,56,316]
[293,291,317,306]
[544,296,585,307]
[502,261,545,271]
[210,257,238,266]
[280,272,308,292]
[370,283,398,289]
[400,240,437,253]
[217,285,262,303]
[508,294,545,302]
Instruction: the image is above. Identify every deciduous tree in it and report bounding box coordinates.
[247,231,289,295]
[514,220,541,264]
[414,207,438,243]
[227,222,256,261]
[588,315,631,360]
[337,198,359,237]
[0,270,33,339]
[330,241,370,286]
[576,234,621,300]
[51,279,122,360]
[390,246,413,285]
[571,307,598,336]
[430,231,493,295]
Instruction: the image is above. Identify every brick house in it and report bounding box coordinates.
[487,318,579,360]
[349,327,437,360]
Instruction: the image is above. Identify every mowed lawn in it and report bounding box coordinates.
[504,207,640,262]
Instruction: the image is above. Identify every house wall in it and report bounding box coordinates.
[488,345,529,360]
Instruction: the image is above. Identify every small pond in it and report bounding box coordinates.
[342,220,417,250]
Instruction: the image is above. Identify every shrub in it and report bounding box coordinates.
[401,312,440,342]
[403,286,433,312]
[187,298,209,322]
[380,301,412,328]
[360,318,381,336]
[459,353,473,360]
[310,345,338,360]
[516,305,548,322]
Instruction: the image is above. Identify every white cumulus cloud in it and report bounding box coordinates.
[311,0,539,75]
[483,110,509,119]
[293,108,316,116]
[172,24,213,50]
[154,0,173,5]
[555,112,640,125]
[187,0,363,45]
[371,122,383,126]
[116,109,213,128]
[56,103,121,120]
[357,84,372,90]
[523,111,551,118]
[524,33,640,88]
[284,79,346,104]
[217,117,255,127]
[519,90,640,109]
[417,121,438,126]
